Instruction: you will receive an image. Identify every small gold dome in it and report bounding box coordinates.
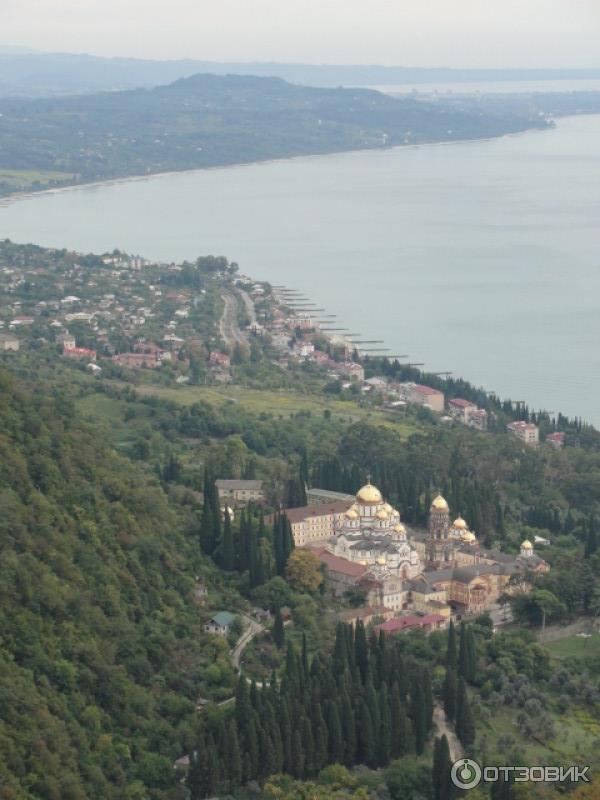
[462,531,477,543]
[376,509,389,520]
[431,495,449,511]
[453,516,467,530]
[346,508,359,520]
[383,503,393,513]
[394,523,406,533]
[356,482,383,505]
[521,539,533,550]
[376,556,387,565]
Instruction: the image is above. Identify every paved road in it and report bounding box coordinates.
[219,290,249,351]
[231,614,264,670]
[237,288,257,327]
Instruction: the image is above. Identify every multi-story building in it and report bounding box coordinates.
[507,420,539,446]
[401,383,445,413]
[215,479,265,507]
[546,431,565,449]
[0,333,19,351]
[448,397,477,423]
[285,501,352,546]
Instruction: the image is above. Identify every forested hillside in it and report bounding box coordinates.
[0,370,211,799]
[0,73,548,195]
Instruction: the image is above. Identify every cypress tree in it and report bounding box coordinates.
[285,640,297,678]
[446,620,458,668]
[199,502,214,555]
[443,667,458,722]
[379,682,392,766]
[432,736,442,800]
[390,683,406,757]
[235,677,252,734]
[221,508,235,571]
[432,735,453,800]
[279,698,293,773]
[326,700,344,764]
[466,626,477,684]
[226,720,242,790]
[301,632,309,677]
[458,622,469,680]
[245,715,259,781]
[314,706,329,771]
[366,679,381,743]
[422,667,433,731]
[291,729,305,779]
[259,727,276,780]
[301,714,315,776]
[273,607,285,649]
[456,677,475,746]
[355,620,368,681]
[358,699,376,767]
[188,733,209,800]
[339,691,357,765]
[411,679,427,756]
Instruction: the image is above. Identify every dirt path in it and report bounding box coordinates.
[433,704,464,761]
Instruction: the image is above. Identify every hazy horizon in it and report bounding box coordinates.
[3,0,600,69]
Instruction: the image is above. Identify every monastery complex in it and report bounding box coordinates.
[289,481,548,621]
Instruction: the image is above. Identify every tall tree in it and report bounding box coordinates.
[273,607,285,649]
[456,678,475,747]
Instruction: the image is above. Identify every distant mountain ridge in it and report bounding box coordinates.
[0,72,549,195]
[1,50,600,96]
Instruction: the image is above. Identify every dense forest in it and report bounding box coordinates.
[0,370,214,799]
[0,73,549,195]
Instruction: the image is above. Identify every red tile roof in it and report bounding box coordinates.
[413,384,443,396]
[282,501,352,524]
[315,550,368,577]
[449,398,476,408]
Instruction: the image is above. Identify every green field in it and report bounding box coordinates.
[544,632,600,661]
[112,381,422,439]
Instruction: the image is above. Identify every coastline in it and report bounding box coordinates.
[0,123,551,209]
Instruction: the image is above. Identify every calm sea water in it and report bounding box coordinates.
[1,115,600,424]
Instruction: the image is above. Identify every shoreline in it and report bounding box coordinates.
[0,123,552,209]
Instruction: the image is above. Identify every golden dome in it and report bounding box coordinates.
[394,523,406,533]
[431,495,449,511]
[453,516,467,530]
[462,531,477,543]
[376,509,389,520]
[521,539,533,550]
[356,482,383,505]
[376,556,387,565]
[345,508,359,520]
[383,503,393,513]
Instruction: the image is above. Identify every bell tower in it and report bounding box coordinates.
[426,495,454,566]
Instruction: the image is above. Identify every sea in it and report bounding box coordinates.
[1,113,600,425]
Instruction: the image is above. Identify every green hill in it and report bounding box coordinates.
[0,73,548,195]
[0,371,219,799]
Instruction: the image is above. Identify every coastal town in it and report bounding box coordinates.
[0,241,568,450]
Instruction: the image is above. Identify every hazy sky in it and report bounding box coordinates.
[3,0,600,67]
